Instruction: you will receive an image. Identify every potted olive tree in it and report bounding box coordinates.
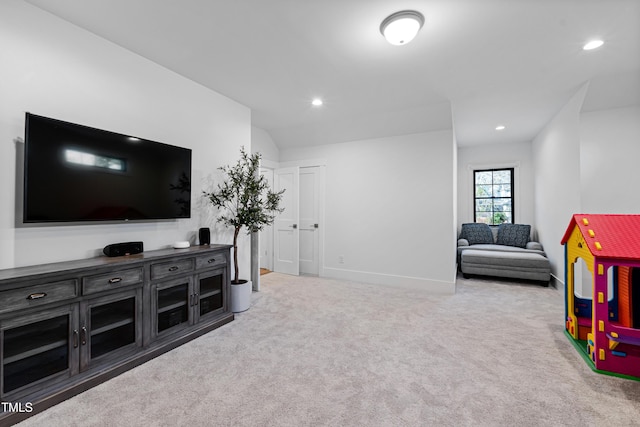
[203,147,284,312]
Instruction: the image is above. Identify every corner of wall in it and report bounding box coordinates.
[251,126,280,164]
[531,81,589,280]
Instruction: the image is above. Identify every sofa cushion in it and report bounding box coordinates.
[496,223,530,248]
[459,243,544,256]
[526,241,543,251]
[460,223,494,245]
[461,249,548,269]
[460,249,551,282]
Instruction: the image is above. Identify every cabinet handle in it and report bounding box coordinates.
[81,327,87,346]
[108,277,122,284]
[73,330,79,348]
[207,258,216,263]
[189,294,199,306]
[168,266,179,272]
[26,292,47,300]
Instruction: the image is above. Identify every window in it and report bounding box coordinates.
[474,168,513,225]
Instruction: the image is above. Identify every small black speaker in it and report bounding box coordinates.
[103,241,144,257]
[199,228,210,245]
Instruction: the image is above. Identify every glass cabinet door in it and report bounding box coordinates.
[154,278,192,335]
[197,270,225,320]
[1,305,77,398]
[83,289,142,369]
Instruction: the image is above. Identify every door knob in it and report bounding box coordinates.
[292,224,297,229]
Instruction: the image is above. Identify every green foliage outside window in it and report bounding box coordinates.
[474,168,513,225]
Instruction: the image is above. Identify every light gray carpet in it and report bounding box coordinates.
[16,273,640,426]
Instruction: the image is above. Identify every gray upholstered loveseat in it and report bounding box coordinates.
[457,223,551,285]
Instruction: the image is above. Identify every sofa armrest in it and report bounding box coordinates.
[458,238,469,247]
[526,241,543,251]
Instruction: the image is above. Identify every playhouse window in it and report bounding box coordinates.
[573,258,592,299]
[572,260,614,301]
[474,168,514,225]
[608,266,640,328]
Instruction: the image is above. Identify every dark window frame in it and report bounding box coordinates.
[473,168,514,225]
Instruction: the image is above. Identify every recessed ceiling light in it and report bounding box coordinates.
[380,10,425,45]
[495,125,506,131]
[583,40,604,50]
[311,99,323,107]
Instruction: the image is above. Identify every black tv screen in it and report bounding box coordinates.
[24,113,192,223]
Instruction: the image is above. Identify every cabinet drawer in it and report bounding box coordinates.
[195,253,227,270]
[150,258,194,280]
[0,279,78,314]
[82,267,143,295]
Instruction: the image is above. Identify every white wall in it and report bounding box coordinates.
[531,84,588,280]
[251,126,280,163]
[531,85,640,284]
[281,130,456,293]
[457,141,535,233]
[452,127,458,281]
[580,106,640,213]
[0,1,251,272]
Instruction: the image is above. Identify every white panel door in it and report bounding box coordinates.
[274,167,299,275]
[299,167,320,275]
[259,168,274,271]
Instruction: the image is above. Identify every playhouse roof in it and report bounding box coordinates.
[561,214,640,260]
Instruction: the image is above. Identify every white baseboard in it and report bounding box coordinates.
[321,267,455,295]
[550,273,564,291]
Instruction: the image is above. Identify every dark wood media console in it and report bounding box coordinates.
[0,245,234,426]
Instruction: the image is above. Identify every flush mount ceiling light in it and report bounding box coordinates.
[380,10,425,45]
[583,40,604,50]
[495,125,506,131]
[311,98,323,107]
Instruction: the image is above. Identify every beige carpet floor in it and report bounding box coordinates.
[16,273,640,426]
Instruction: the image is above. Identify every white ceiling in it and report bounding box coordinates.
[25,0,640,148]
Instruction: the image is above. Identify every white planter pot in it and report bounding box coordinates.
[230,280,252,313]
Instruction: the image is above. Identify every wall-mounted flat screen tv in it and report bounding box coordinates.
[23,113,192,223]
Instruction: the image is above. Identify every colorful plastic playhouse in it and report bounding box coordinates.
[562,214,640,380]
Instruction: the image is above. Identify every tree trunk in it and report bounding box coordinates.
[232,226,241,283]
